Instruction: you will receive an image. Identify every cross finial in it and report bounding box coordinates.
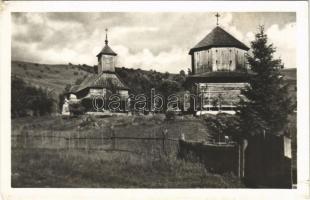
[105,28,108,45]
[215,12,220,26]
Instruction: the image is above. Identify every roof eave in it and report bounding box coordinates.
[189,45,250,55]
[96,52,118,57]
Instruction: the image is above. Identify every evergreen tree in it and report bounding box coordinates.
[238,26,294,136]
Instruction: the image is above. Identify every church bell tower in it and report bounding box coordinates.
[96,28,117,74]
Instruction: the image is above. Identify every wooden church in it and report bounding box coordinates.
[186,13,252,115]
[63,29,129,114]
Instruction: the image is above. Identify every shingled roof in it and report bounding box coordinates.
[189,26,250,55]
[70,72,129,94]
[96,44,117,57]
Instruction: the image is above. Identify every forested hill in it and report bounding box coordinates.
[11,61,187,97]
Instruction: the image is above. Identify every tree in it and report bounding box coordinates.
[158,79,181,111]
[238,26,294,136]
[164,72,170,79]
[179,70,186,77]
[11,77,54,117]
[187,68,192,75]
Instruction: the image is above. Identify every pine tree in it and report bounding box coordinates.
[238,26,294,136]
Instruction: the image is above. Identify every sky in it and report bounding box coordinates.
[12,12,296,73]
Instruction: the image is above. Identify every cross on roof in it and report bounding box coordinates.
[215,13,220,26]
[105,28,109,45]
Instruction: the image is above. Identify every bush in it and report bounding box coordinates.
[203,113,241,142]
[11,77,54,118]
[165,110,176,121]
[69,102,86,116]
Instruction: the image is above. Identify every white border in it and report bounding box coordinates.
[0,1,309,200]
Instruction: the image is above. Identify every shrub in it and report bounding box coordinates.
[203,113,241,142]
[11,77,54,118]
[69,102,86,116]
[165,110,176,121]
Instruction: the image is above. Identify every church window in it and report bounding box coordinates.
[229,60,232,65]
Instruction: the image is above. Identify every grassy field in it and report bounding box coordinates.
[12,148,244,188]
[11,114,244,188]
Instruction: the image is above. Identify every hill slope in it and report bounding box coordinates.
[11,61,185,97]
[11,60,296,103]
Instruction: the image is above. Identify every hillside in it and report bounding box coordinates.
[281,68,297,81]
[11,61,92,97]
[11,60,296,102]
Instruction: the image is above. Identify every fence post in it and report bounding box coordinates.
[85,137,88,152]
[101,133,103,150]
[238,144,241,178]
[68,135,70,150]
[56,132,59,152]
[77,130,80,149]
[162,129,168,156]
[111,126,115,150]
[24,131,27,148]
[241,139,248,178]
[41,132,44,148]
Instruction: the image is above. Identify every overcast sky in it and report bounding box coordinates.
[12,12,296,73]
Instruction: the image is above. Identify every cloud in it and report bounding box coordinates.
[11,12,296,73]
[114,45,189,73]
[266,23,296,68]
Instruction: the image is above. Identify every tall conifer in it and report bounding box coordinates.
[238,26,294,136]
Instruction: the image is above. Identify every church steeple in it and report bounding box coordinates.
[96,28,117,74]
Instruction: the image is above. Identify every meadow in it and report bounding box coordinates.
[11,114,244,188]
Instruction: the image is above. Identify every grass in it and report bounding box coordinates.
[11,148,244,188]
[11,115,245,188]
[12,114,210,141]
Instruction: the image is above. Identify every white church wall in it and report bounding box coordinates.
[118,90,129,99]
[89,88,107,96]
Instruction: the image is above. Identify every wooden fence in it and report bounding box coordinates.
[178,134,293,188]
[11,132,179,157]
[178,139,240,175]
